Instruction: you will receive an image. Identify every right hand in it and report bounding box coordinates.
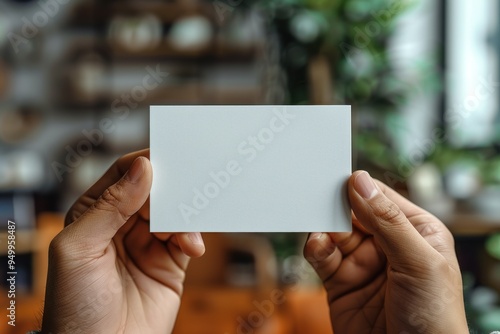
[304,171,469,334]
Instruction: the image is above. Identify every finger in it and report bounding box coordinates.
[349,171,442,275]
[113,197,152,243]
[152,233,205,255]
[84,149,150,199]
[65,149,150,226]
[328,226,367,256]
[138,196,150,221]
[123,220,192,293]
[153,232,173,242]
[65,157,152,254]
[352,213,369,235]
[324,236,386,300]
[373,178,457,265]
[152,232,205,258]
[373,178,434,220]
[304,233,342,281]
[304,218,369,278]
[173,233,205,258]
[304,231,386,300]
[304,211,371,279]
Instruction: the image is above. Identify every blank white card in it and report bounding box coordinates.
[150,105,351,232]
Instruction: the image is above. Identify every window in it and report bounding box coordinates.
[445,0,500,147]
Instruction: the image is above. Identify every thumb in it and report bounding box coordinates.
[348,171,438,274]
[67,156,152,253]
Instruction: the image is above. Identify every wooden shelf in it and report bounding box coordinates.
[58,34,260,64]
[67,2,216,26]
[444,213,500,236]
[54,69,264,106]
[145,85,264,104]
[110,40,259,61]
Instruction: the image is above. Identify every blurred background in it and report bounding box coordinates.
[1,0,500,332]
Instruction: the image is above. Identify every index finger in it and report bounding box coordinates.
[374,178,434,220]
[349,171,454,274]
[65,149,150,226]
[374,178,458,267]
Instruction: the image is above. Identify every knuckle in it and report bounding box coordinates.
[101,186,121,208]
[373,200,404,224]
[422,220,450,241]
[94,184,130,222]
[436,257,451,274]
[48,231,70,260]
[304,242,335,268]
[415,217,456,250]
[48,230,97,262]
[422,256,450,276]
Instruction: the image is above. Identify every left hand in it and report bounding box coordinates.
[41,149,205,334]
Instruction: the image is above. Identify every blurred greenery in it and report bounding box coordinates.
[478,309,500,333]
[257,0,435,175]
[486,234,500,261]
[255,0,422,276]
[266,233,304,261]
[429,144,500,185]
[258,0,500,187]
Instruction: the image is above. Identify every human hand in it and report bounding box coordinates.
[41,149,205,334]
[304,171,468,334]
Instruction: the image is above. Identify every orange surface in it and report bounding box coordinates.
[2,214,334,334]
[174,286,333,334]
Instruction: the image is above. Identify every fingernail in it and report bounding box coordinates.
[125,157,145,184]
[354,171,378,200]
[188,232,203,245]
